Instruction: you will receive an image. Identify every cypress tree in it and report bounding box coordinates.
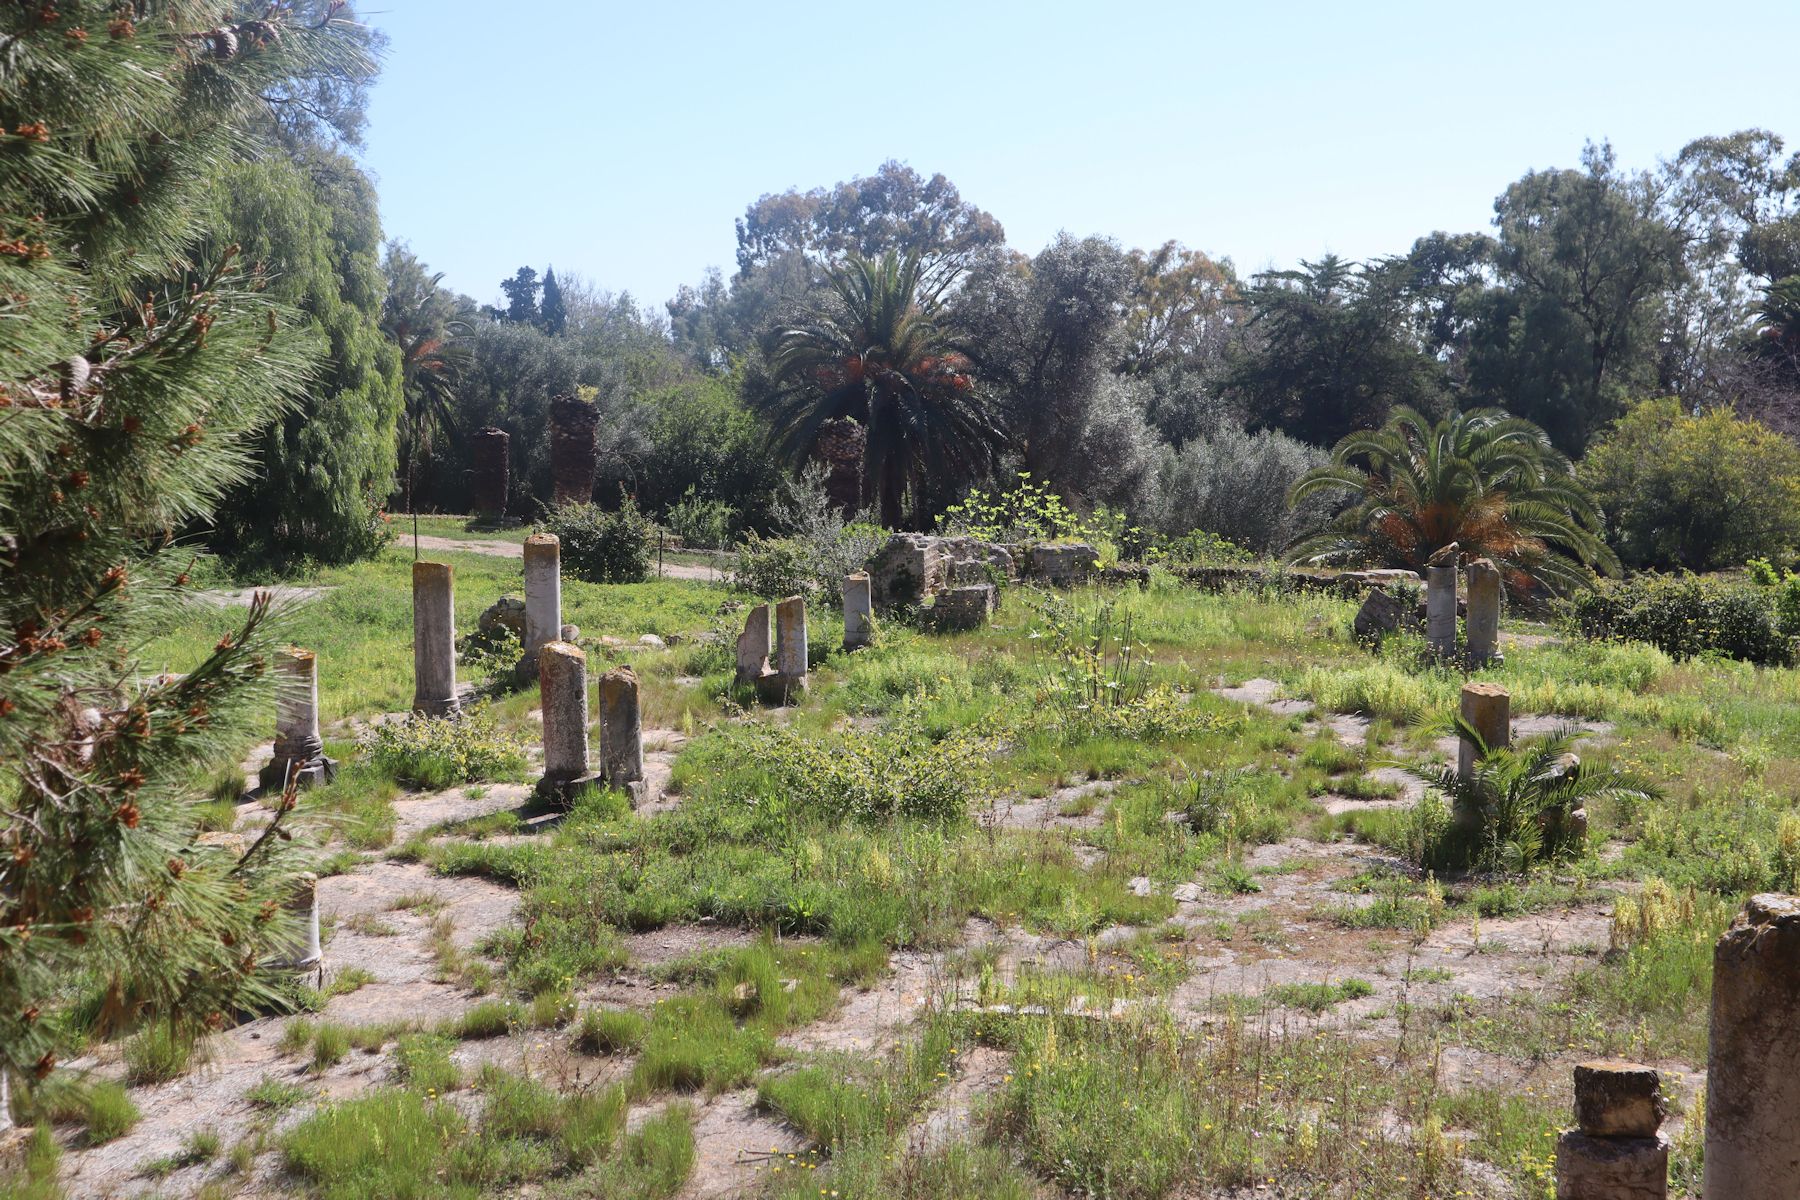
[0,3,361,1097]
[539,265,567,335]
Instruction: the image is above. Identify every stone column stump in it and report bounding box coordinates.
[537,640,597,805]
[258,646,336,792]
[1556,1061,1668,1198]
[516,533,563,684]
[1426,563,1459,659]
[843,572,875,651]
[549,393,600,507]
[599,665,645,806]
[412,561,460,718]
[736,603,778,692]
[771,595,808,703]
[1464,557,1503,667]
[267,872,322,977]
[1458,681,1510,780]
[1705,893,1800,1199]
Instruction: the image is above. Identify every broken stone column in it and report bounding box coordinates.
[548,393,600,507]
[470,426,510,520]
[598,665,644,804]
[1464,558,1503,667]
[1458,681,1510,781]
[536,640,596,803]
[842,572,875,651]
[267,872,322,975]
[411,561,460,718]
[1426,563,1459,659]
[1556,1061,1668,1200]
[812,416,865,517]
[516,533,562,682]
[1705,894,1800,1199]
[773,595,808,702]
[258,647,336,791]
[735,603,774,687]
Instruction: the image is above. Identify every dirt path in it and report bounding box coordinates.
[406,533,725,581]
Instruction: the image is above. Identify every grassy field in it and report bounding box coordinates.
[38,541,1795,1198]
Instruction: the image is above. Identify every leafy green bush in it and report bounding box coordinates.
[539,497,651,584]
[940,473,1121,564]
[664,487,736,550]
[1568,575,1796,666]
[360,705,529,788]
[731,534,815,601]
[744,723,994,825]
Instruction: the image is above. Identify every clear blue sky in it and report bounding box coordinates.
[360,0,1796,311]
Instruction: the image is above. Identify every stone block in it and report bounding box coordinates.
[1705,893,1800,1199]
[1025,543,1097,587]
[929,584,995,631]
[1556,1131,1667,1200]
[1574,1061,1665,1138]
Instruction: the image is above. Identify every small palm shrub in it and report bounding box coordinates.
[1409,724,1656,872]
[539,497,651,584]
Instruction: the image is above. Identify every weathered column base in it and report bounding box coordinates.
[753,672,805,706]
[535,770,603,808]
[267,872,322,980]
[1555,1132,1668,1199]
[258,751,337,792]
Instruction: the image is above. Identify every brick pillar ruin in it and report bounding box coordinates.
[470,426,510,521]
[411,561,460,718]
[549,393,600,507]
[1705,893,1800,1199]
[537,640,596,804]
[1464,558,1503,667]
[1426,562,1459,659]
[1555,1061,1668,1199]
[842,572,875,651]
[812,417,865,517]
[598,665,644,805]
[517,533,562,683]
[258,646,336,791]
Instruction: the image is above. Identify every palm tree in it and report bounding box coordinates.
[762,252,999,528]
[380,248,473,517]
[1409,724,1656,871]
[1286,406,1618,593]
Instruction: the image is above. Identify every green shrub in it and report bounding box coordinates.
[665,487,736,550]
[1568,575,1795,666]
[123,1022,195,1084]
[732,533,815,601]
[281,1089,459,1200]
[35,1076,140,1144]
[574,1008,648,1055]
[392,1033,460,1093]
[540,496,651,584]
[361,704,528,788]
[745,722,994,825]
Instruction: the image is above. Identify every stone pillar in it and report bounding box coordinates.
[842,573,874,651]
[470,426,510,521]
[412,561,459,718]
[1556,1061,1668,1199]
[735,603,773,687]
[537,641,596,803]
[598,665,644,805]
[1464,558,1503,667]
[1705,894,1800,1199]
[268,872,322,975]
[258,647,336,791]
[1458,681,1510,780]
[517,533,562,682]
[1426,564,1459,659]
[549,394,600,507]
[774,595,807,702]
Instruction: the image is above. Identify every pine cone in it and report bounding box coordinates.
[207,28,237,60]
